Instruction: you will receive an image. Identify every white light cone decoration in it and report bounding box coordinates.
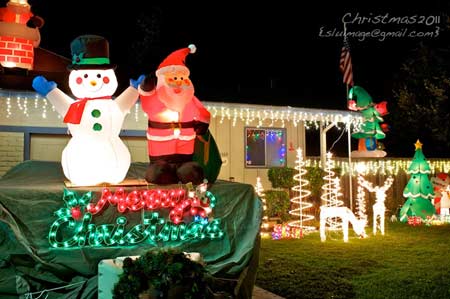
[288,148,315,234]
[359,175,394,235]
[355,163,368,226]
[255,177,269,237]
[320,152,344,231]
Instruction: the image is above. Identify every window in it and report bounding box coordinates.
[245,127,287,168]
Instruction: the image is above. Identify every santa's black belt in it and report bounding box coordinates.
[148,120,196,129]
[149,154,194,163]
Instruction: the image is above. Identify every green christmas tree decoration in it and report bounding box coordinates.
[399,140,436,222]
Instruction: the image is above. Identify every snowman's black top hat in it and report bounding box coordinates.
[68,35,116,70]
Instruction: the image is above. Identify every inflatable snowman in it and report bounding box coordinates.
[32,35,144,186]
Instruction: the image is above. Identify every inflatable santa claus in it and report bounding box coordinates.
[139,44,211,185]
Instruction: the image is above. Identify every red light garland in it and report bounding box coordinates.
[87,187,212,224]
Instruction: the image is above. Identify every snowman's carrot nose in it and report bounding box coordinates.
[90,81,97,86]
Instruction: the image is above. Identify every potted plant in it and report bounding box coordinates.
[113,248,208,299]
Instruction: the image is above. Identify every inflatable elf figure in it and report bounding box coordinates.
[348,86,389,158]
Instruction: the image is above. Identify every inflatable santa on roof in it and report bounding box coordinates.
[139,44,214,185]
[0,0,44,70]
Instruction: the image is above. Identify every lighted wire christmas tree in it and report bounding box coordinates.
[399,140,436,222]
[355,163,368,225]
[255,176,269,237]
[288,148,315,234]
[320,152,344,230]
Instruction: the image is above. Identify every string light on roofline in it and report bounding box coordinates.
[134,102,139,122]
[2,91,450,172]
[6,96,11,118]
[305,157,450,176]
[42,97,48,119]
[1,91,364,129]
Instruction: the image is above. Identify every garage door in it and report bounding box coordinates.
[30,134,148,162]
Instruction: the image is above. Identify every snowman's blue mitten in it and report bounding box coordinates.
[130,75,146,89]
[32,76,57,97]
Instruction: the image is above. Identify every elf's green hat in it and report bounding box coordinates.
[68,35,116,70]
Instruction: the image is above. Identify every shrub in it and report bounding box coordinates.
[305,166,324,198]
[113,248,208,299]
[305,166,325,217]
[267,167,296,189]
[265,190,291,222]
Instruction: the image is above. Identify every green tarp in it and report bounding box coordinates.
[0,161,262,298]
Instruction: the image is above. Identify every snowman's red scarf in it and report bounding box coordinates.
[64,96,112,124]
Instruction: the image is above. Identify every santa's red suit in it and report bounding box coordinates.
[139,44,210,185]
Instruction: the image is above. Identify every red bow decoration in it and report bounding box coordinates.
[375,101,388,116]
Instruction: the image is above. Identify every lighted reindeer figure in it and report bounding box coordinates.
[319,155,366,242]
[358,176,394,235]
[320,206,367,242]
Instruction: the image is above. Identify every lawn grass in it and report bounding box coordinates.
[255,222,450,299]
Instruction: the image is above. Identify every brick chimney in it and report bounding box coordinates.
[0,0,42,70]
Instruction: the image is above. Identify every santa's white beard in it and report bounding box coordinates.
[158,85,195,113]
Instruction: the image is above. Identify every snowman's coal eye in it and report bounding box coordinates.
[83,74,88,79]
[97,74,101,78]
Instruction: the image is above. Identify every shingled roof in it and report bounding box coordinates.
[0,47,71,93]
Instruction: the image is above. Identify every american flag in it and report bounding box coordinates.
[339,40,354,86]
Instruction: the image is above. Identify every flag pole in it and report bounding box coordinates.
[343,22,353,211]
[343,22,350,99]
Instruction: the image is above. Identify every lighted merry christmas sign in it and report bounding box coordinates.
[48,185,224,248]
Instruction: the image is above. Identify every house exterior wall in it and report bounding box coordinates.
[0,131,24,174]
[0,97,305,188]
[3,91,450,212]
[0,92,350,190]
[210,115,306,187]
[29,134,69,160]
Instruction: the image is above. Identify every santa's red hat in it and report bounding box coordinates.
[156,44,196,76]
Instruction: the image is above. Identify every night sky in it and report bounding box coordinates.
[3,0,449,156]
[24,1,447,108]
